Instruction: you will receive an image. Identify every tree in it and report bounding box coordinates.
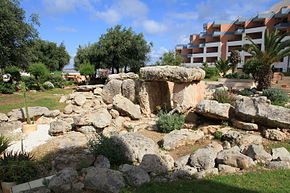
[228,50,241,73]
[155,51,183,66]
[75,25,152,73]
[28,63,49,81]
[241,29,290,90]
[29,40,70,71]
[79,62,95,83]
[0,0,39,70]
[214,59,231,77]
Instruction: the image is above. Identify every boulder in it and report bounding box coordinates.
[218,164,239,174]
[140,66,205,82]
[108,72,139,81]
[76,85,100,92]
[83,167,125,193]
[272,147,290,162]
[123,118,157,132]
[172,166,198,179]
[111,133,159,163]
[232,119,259,131]
[110,109,120,119]
[113,94,141,120]
[195,100,232,120]
[189,147,217,170]
[59,95,67,103]
[64,104,73,114]
[194,168,218,179]
[0,121,21,136]
[74,93,86,106]
[235,134,263,146]
[266,161,290,169]
[48,168,81,193]
[44,110,60,117]
[49,121,72,136]
[122,79,136,102]
[242,145,272,163]
[102,79,123,104]
[119,164,150,186]
[175,154,190,169]
[161,129,204,150]
[93,87,103,95]
[8,106,50,121]
[216,151,254,169]
[0,113,8,122]
[140,153,174,175]
[77,126,96,134]
[263,129,287,141]
[235,96,290,128]
[94,155,110,169]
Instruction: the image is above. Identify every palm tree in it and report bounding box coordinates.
[229,50,241,73]
[241,29,290,90]
[214,58,231,77]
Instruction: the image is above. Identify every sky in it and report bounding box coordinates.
[21,0,279,68]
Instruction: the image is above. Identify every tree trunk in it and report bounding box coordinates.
[116,67,120,74]
[257,65,272,90]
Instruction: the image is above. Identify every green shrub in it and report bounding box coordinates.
[4,66,21,82]
[213,90,235,105]
[28,63,50,81]
[204,67,220,79]
[156,112,185,133]
[21,76,39,90]
[47,75,65,88]
[88,134,127,166]
[0,135,10,155]
[0,81,18,94]
[239,88,255,96]
[262,88,289,105]
[213,131,223,140]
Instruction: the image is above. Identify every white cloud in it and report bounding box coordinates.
[94,9,122,24]
[55,26,77,32]
[143,20,167,34]
[149,46,168,64]
[170,12,198,20]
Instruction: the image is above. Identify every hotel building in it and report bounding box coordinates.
[176,1,290,72]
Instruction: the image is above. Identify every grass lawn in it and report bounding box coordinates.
[0,88,73,114]
[122,169,290,193]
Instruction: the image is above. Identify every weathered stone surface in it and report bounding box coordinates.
[44,110,60,117]
[77,126,96,134]
[94,155,110,169]
[272,147,290,162]
[139,81,172,115]
[175,155,190,169]
[172,166,198,179]
[108,72,139,81]
[0,121,21,136]
[93,87,103,95]
[113,94,141,120]
[59,95,67,103]
[140,66,205,82]
[122,79,136,102]
[196,100,232,120]
[263,129,287,141]
[189,147,217,170]
[49,121,72,136]
[232,119,259,131]
[161,129,204,150]
[8,106,50,121]
[83,167,125,193]
[64,104,73,114]
[76,85,100,92]
[102,79,123,104]
[207,142,223,153]
[172,82,205,110]
[216,151,254,169]
[48,168,81,193]
[222,131,262,146]
[140,153,174,175]
[235,96,290,128]
[111,133,159,163]
[218,164,239,174]
[119,164,150,186]
[110,109,120,119]
[123,118,157,132]
[194,168,218,179]
[74,93,86,106]
[0,113,8,122]
[266,161,290,169]
[242,145,272,163]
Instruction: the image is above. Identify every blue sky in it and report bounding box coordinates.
[21,0,279,68]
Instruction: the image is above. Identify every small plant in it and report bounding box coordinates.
[42,178,50,186]
[156,111,185,133]
[262,88,289,105]
[0,135,10,155]
[88,134,127,166]
[1,151,34,163]
[239,88,255,96]
[221,121,229,128]
[213,90,235,105]
[214,59,231,77]
[213,131,223,140]
[21,82,31,124]
[204,67,220,79]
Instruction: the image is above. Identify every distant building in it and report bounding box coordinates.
[176,1,290,72]
[62,69,86,82]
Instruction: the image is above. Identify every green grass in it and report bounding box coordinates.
[0,88,73,114]
[122,170,290,193]
[265,139,290,152]
[204,76,220,81]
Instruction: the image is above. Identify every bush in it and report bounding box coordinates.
[213,131,223,140]
[46,75,65,88]
[28,63,50,80]
[213,90,235,105]
[0,135,10,155]
[0,81,18,94]
[88,134,127,166]
[21,76,39,90]
[204,67,220,79]
[239,88,255,96]
[262,88,289,105]
[4,66,21,82]
[156,112,185,133]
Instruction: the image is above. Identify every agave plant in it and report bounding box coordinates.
[0,135,10,155]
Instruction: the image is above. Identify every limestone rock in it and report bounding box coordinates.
[242,145,272,163]
[48,168,81,193]
[196,100,232,120]
[44,110,60,117]
[123,118,157,132]
[59,95,67,103]
[108,72,139,81]
[140,66,205,82]
[64,104,73,114]
[122,79,136,101]
[161,129,204,150]
[119,164,150,186]
[216,151,254,169]
[77,126,96,134]
[49,121,72,136]
[263,129,287,141]
[111,133,159,163]
[102,79,122,104]
[189,147,217,170]
[194,168,218,179]
[0,113,8,122]
[83,167,125,193]
[175,154,190,169]
[218,164,239,174]
[0,121,21,136]
[235,96,290,128]
[110,109,120,119]
[74,93,86,106]
[272,147,290,162]
[266,161,290,169]
[113,94,141,120]
[94,155,110,169]
[76,85,100,92]
[235,134,263,146]
[8,106,50,121]
[140,153,174,175]
[232,119,259,131]
[93,87,103,95]
[74,109,112,129]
